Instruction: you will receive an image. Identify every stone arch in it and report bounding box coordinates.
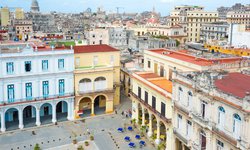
[23,105,37,128]
[78,97,93,117]
[93,94,107,115]
[40,103,53,125]
[56,100,68,121]
[5,107,19,131]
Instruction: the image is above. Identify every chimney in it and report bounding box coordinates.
[71,45,73,50]
[35,46,38,51]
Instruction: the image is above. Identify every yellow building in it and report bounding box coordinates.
[15,8,25,20]
[73,45,120,118]
[131,47,250,149]
[0,7,10,26]
[227,11,250,25]
[204,44,250,57]
[131,72,173,149]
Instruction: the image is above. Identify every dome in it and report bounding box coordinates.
[31,0,40,12]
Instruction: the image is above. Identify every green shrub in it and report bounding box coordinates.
[34,144,40,150]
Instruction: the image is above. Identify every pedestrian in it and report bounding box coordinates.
[121,111,124,116]
[87,128,90,135]
[115,110,117,114]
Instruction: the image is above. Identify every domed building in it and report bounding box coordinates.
[31,0,40,12]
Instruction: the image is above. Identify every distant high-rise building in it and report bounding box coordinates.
[0,7,10,26]
[31,0,40,12]
[15,8,25,19]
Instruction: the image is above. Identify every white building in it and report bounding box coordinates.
[0,44,75,132]
[228,24,250,48]
[172,71,250,150]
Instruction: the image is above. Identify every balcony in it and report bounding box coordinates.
[0,93,74,106]
[78,88,114,95]
[191,112,212,130]
[173,128,188,145]
[173,101,190,116]
[131,92,171,123]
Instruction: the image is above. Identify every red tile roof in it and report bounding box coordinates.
[214,73,250,98]
[33,46,70,51]
[149,49,242,66]
[74,44,119,53]
[134,72,172,94]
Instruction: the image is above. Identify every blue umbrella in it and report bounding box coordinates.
[135,135,141,139]
[124,136,131,142]
[117,128,124,133]
[129,142,136,148]
[128,126,133,131]
[139,140,146,146]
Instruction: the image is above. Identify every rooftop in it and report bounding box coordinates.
[214,72,250,98]
[74,44,119,54]
[134,72,172,93]
[148,49,242,66]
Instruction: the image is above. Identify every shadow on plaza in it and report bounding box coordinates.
[5,113,68,131]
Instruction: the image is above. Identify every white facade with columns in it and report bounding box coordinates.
[0,44,75,132]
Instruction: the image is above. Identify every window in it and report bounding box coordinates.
[187,91,192,107]
[178,87,183,101]
[177,114,182,129]
[218,106,225,128]
[161,102,166,117]
[145,91,148,104]
[58,59,64,70]
[6,62,14,74]
[216,140,224,150]
[201,101,207,119]
[42,60,48,71]
[42,81,49,98]
[233,114,241,139]
[59,79,65,96]
[75,57,80,67]
[93,56,98,66]
[7,84,15,103]
[110,55,114,65]
[25,61,31,72]
[186,120,192,138]
[138,87,141,99]
[152,96,156,109]
[148,61,151,68]
[25,83,32,100]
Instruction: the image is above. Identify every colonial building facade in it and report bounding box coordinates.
[73,44,120,118]
[0,44,75,132]
[172,71,250,150]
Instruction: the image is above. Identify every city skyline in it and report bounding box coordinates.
[1,0,249,15]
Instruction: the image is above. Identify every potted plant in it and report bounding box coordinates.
[72,132,77,144]
[77,145,84,150]
[140,125,146,137]
[90,135,94,141]
[131,119,136,127]
[34,144,40,150]
[84,141,89,146]
[157,142,166,150]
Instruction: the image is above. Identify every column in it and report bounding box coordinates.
[1,112,6,132]
[36,107,41,126]
[52,104,57,123]
[155,119,161,145]
[18,108,24,129]
[141,108,145,126]
[67,100,74,121]
[91,102,95,116]
[147,113,153,137]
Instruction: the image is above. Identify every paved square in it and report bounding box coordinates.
[0,95,156,150]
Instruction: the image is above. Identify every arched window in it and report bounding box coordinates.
[187,91,192,106]
[218,106,225,128]
[233,113,241,139]
[178,87,183,102]
[94,77,107,91]
[79,78,92,92]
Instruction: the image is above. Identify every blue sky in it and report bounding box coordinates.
[1,0,249,15]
